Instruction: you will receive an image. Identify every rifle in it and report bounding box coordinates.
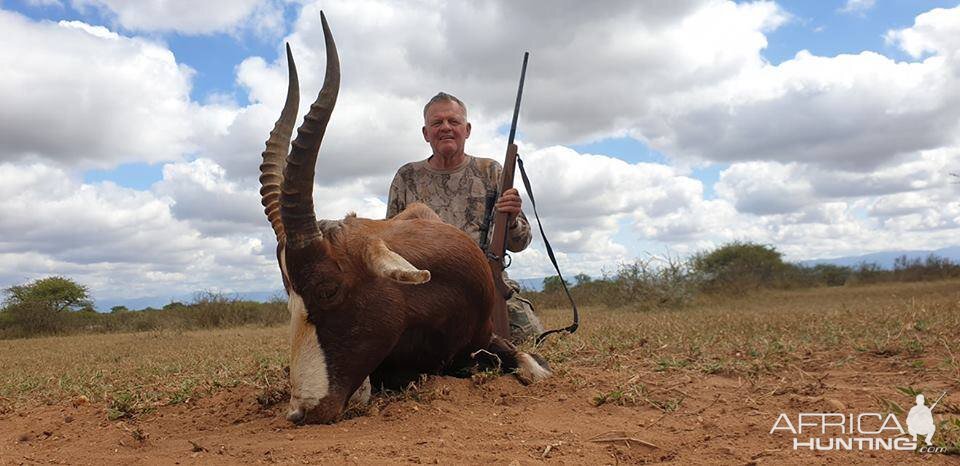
[930,391,947,410]
[486,52,529,339]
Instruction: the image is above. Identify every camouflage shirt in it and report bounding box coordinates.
[386,155,532,252]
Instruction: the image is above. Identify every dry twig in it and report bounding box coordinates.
[589,431,659,449]
[541,441,562,458]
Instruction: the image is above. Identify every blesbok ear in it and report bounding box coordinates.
[365,240,431,284]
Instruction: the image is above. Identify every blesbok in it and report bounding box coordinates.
[258,13,550,424]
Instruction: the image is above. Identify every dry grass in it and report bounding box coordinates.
[2,279,959,448]
[533,279,960,379]
[0,327,288,418]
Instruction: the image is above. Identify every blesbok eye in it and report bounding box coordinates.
[316,283,339,300]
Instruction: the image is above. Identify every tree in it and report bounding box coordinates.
[2,276,93,312]
[542,275,571,293]
[573,273,593,287]
[162,301,186,311]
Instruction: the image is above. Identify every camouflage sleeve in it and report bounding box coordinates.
[385,170,404,219]
[507,210,532,252]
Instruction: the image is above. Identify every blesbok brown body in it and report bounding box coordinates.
[259,13,550,424]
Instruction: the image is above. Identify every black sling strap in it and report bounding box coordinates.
[515,155,580,346]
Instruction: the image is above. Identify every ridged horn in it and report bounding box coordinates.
[259,43,300,243]
[280,11,339,249]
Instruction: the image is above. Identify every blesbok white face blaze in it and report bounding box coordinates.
[280,248,329,419]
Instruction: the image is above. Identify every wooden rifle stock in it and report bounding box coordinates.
[487,142,518,338]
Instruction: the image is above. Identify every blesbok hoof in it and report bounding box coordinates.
[515,352,552,385]
[286,407,305,424]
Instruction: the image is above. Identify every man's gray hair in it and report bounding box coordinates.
[423,92,468,120]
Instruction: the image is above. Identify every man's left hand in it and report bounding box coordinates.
[495,188,522,226]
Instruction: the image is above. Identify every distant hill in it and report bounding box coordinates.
[799,246,960,269]
[516,277,545,292]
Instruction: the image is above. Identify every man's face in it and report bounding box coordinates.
[422,100,471,159]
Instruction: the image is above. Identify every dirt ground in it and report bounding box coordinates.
[1,356,957,464]
[2,281,960,464]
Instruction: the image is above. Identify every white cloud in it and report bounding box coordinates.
[496,145,716,278]
[70,0,286,36]
[868,192,935,218]
[839,0,875,16]
[715,162,813,215]
[0,162,282,302]
[263,0,787,147]
[255,1,960,177]
[886,5,960,58]
[153,159,263,236]
[0,10,235,169]
[645,49,960,171]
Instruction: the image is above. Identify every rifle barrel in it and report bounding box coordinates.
[507,52,529,145]
[931,391,947,409]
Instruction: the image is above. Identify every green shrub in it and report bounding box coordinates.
[778,263,851,288]
[542,276,571,294]
[691,241,786,294]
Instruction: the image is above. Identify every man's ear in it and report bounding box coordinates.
[422,125,429,142]
[465,122,472,139]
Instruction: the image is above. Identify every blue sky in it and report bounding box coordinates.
[1,0,958,305]
[764,0,957,63]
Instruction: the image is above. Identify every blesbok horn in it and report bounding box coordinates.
[281,11,340,249]
[259,43,300,243]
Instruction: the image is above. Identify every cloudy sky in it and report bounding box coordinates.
[1,0,959,307]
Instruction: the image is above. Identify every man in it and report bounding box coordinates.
[907,394,937,446]
[386,92,544,343]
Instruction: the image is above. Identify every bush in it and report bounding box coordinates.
[777,263,852,288]
[609,255,702,310]
[525,253,702,311]
[542,276,571,294]
[691,241,786,294]
[2,301,62,337]
[893,254,960,282]
[847,262,885,285]
[809,264,852,287]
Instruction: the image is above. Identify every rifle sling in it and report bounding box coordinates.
[516,155,580,346]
